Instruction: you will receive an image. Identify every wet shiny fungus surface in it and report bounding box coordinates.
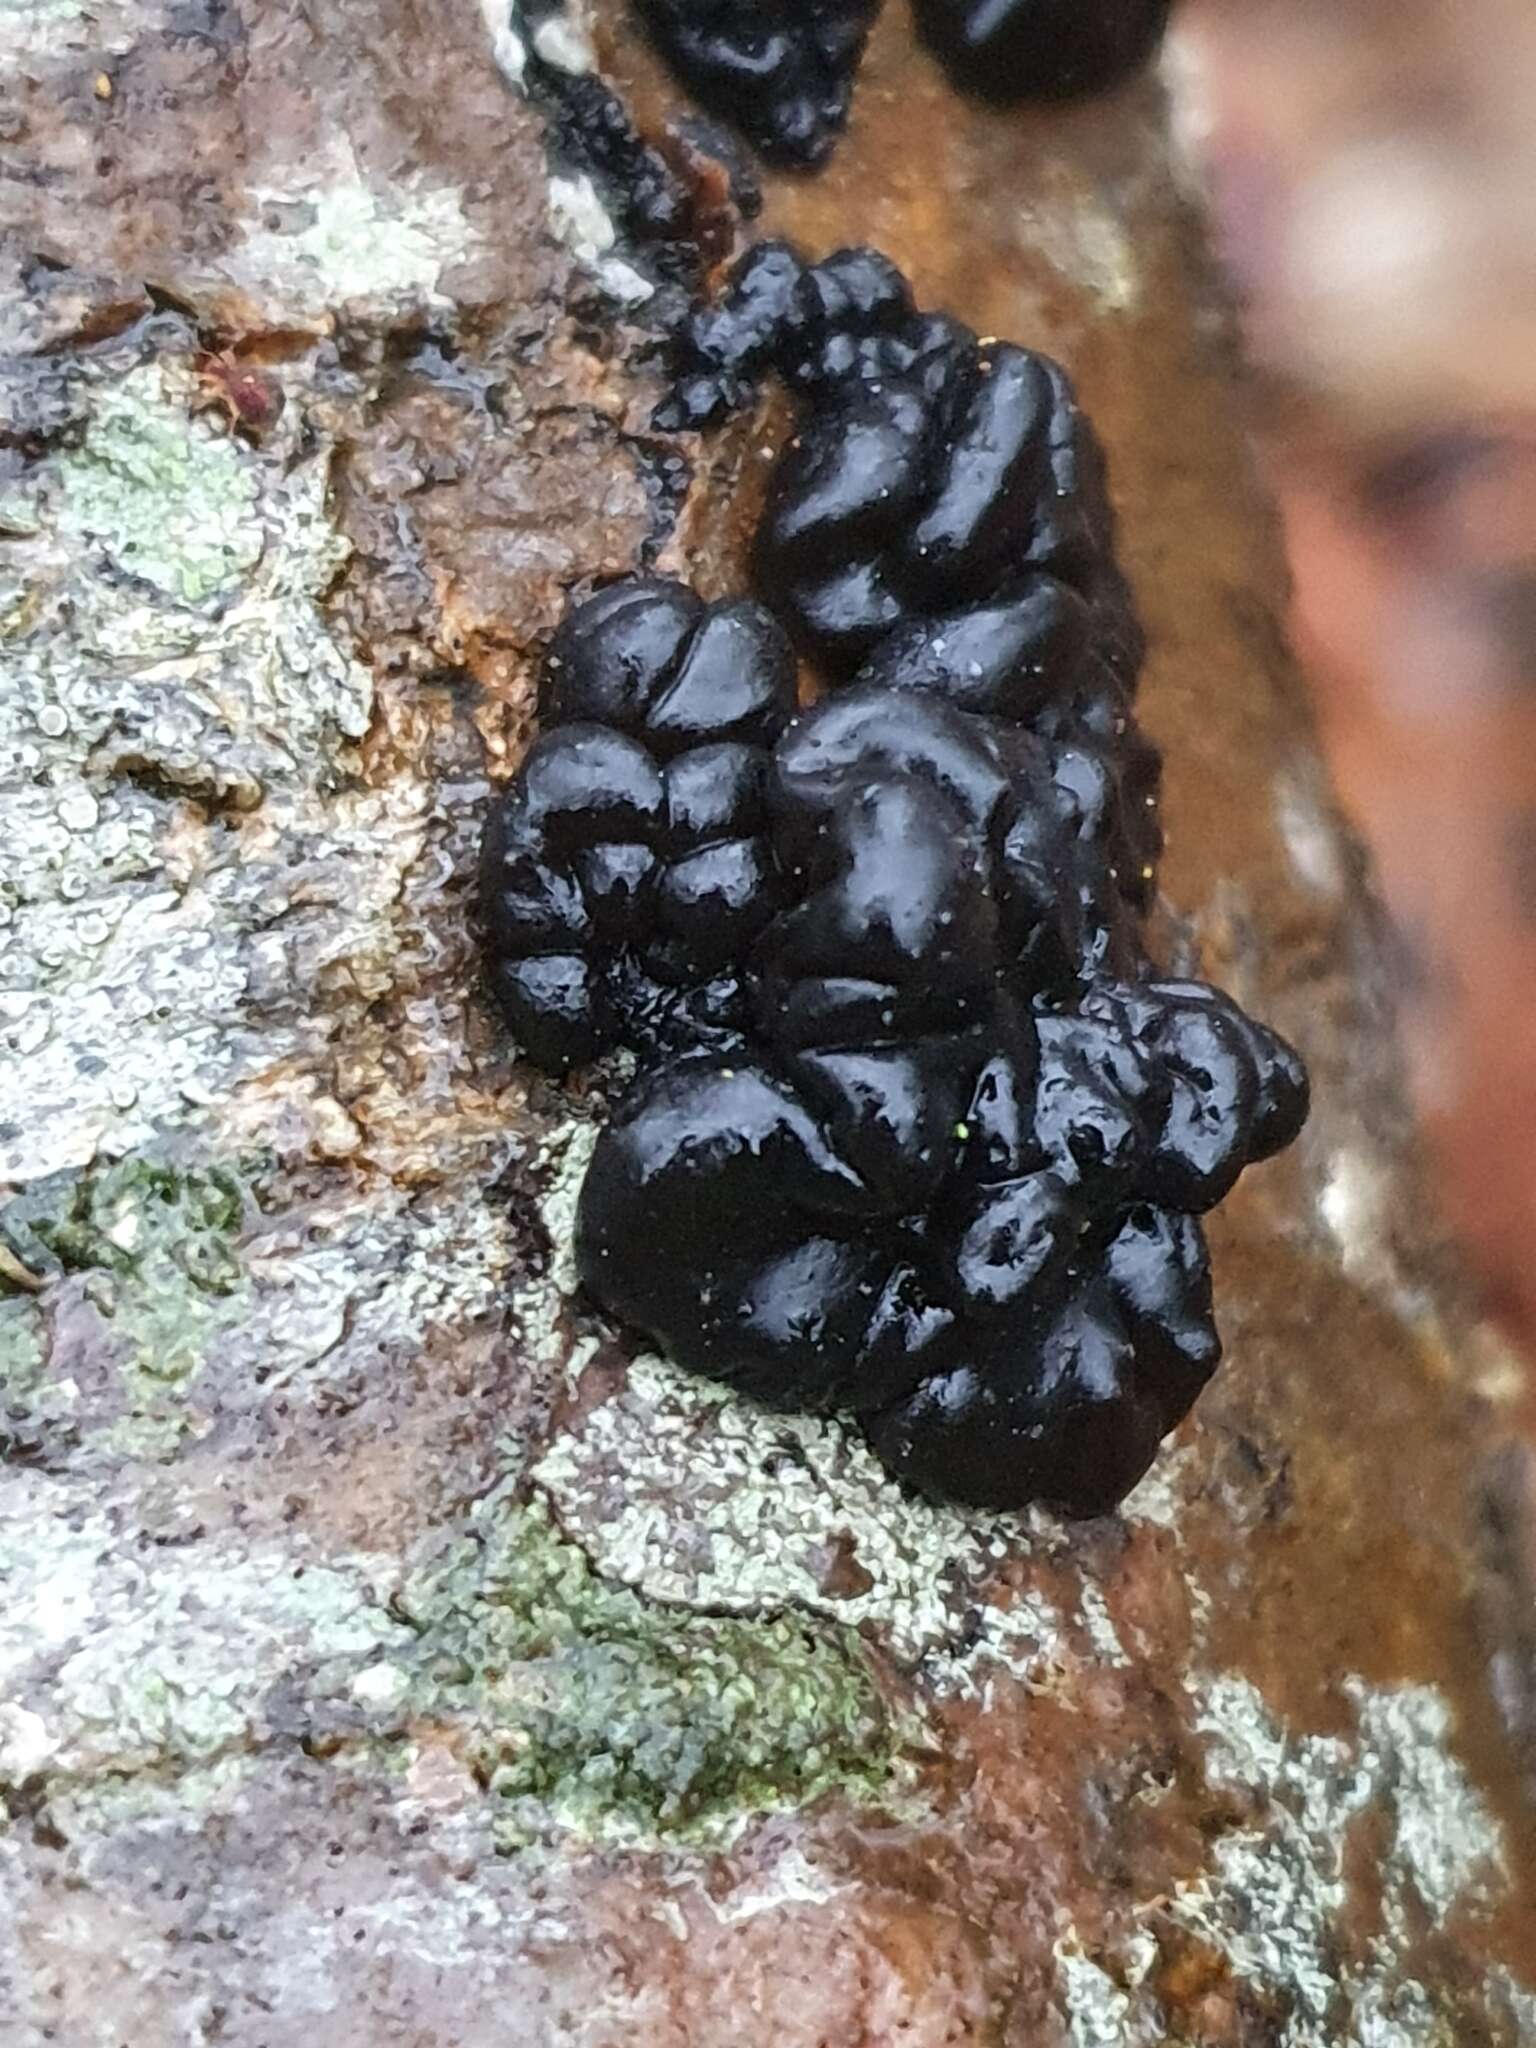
[633,0,880,166]
[480,243,1309,1516]
[912,0,1172,105]
[630,0,1173,172]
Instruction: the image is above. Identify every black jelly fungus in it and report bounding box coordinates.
[660,243,1163,927]
[480,239,1309,1519]
[912,0,1173,104]
[634,0,881,167]
[634,0,1173,178]
[481,577,797,1066]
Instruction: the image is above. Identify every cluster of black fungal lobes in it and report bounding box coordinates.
[634,0,1172,168]
[481,243,1307,1516]
[635,0,881,168]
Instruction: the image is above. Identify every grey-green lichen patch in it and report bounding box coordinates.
[0,348,381,1185]
[37,1751,264,1844]
[55,368,262,605]
[0,332,525,1473]
[504,1118,601,1386]
[1117,1441,1202,1530]
[0,0,149,61]
[2,0,84,23]
[396,1485,918,1846]
[1055,1934,1160,2048]
[0,1152,250,1458]
[1492,1971,1536,2044]
[0,1135,520,1473]
[0,475,43,540]
[0,1463,407,1793]
[6,1154,245,1296]
[1177,1675,1507,1992]
[228,1173,515,1397]
[0,1294,57,1450]
[211,146,488,321]
[533,1353,1040,1673]
[0,1445,912,1853]
[0,1292,47,1374]
[1055,1668,1528,2047]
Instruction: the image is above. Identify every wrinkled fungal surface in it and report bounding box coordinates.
[481,577,797,1067]
[633,0,881,166]
[482,242,1308,1514]
[912,0,1172,104]
[576,906,1305,1518]
[662,240,1162,909]
[630,0,1170,176]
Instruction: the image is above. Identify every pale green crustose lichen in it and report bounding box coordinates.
[0,354,374,1187]
[54,368,263,606]
[0,1153,252,1458]
[395,1485,921,1845]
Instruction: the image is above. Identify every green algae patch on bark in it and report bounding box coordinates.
[396,1487,923,1845]
[0,1153,253,1460]
[54,368,264,607]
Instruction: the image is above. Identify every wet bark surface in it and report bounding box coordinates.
[0,3,1533,2043]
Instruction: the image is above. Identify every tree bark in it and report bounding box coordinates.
[1,2,1533,2042]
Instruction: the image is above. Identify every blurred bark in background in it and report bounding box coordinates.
[1178,0,1536,1400]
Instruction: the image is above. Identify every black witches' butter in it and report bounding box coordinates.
[479,243,1307,1517]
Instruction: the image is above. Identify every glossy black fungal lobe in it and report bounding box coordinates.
[481,242,1309,1518]
[480,577,796,1068]
[912,0,1173,104]
[634,0,881,167]
[661,242,1160,918]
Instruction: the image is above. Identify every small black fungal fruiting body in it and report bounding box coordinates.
[912,0,1173,104]
[480,242,1309,1517]
[631,0,1172,176]
[634,0,881,167]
